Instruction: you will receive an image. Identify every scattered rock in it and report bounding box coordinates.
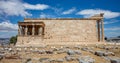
[104,46,113,50]
[49,59,56,63]
[95,51,104,56]
[39,58,49,62]
[67,50,75,55]
[45,50,53,54]
[53,48,60,51]
[55,58,64,63]
[103,52,115,56]
[57,50,65,54]
[78,56,95,63]
[65,56,76,61]
[8,48,12,51]
[0,55,3,61]
[81,47,88,51]
[38,50,45,54]
[5,55,20,59]
[95,51,115,56]
[74,50,81,55]
[16,48,21,51]
[25,58,32,63]
[74,45,81,49]
[51,46,56,49]
[89,50,95,54]
[110,58,120,63]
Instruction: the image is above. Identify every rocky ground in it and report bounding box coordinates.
[0,43,120,63]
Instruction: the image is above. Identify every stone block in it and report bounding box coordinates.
[45,50,53,54]
[78,56,95,63]
[55,58,64,63]
[103,52,115,56]
[67,49,75,55]
[74,50,82,55]
[65,56,76,61]
[95,51,104,56]
[38,50,45,54]
[39,58,49,62]
[110,58,120,63]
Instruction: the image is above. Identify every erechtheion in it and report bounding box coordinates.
[16,13,104,46]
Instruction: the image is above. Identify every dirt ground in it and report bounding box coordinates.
[0,43,120,63]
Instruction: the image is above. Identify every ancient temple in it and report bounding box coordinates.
[16,13,104,47]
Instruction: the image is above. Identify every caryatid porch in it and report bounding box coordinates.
[18,22,45,36]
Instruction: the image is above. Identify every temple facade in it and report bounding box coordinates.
[16,13,104,46]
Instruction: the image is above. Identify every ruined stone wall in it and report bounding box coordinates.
[25,19,98,42]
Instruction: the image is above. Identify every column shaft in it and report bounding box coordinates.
[42,27,44,35]
[32,25,35,35]
[101,19,104,42]
[25,26,28,36]
[97,21,100,42]
[39,27,42,35]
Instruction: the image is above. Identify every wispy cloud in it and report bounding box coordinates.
[105,27,120,31]
[51,7,63,15]
[0,0,49,17]
[76,9,120,19]
[0,20,18,32]
[104,19,119,24]
[23,3,49,10]
[62,8,76,15]
[105,31,120,37]
[40,13,55,18]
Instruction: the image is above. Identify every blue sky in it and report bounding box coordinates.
[0,0,120,38]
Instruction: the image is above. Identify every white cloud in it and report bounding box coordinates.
[40,13,55,18]
[0,21,18,32]
[51,7,63,15]
[105,27,120,31]
[62,8,76,15]
[23,3,49,10]
[76,9,120,19]
[104,19,119,24]
[0,0,31,17]
[0,0,49,17]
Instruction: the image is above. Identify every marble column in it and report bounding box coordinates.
[101,19,104,42]
[32,25,35,35]
[39,27,42,35]
[97,21,100,42]
[42,27,44,35]
[25,25,28,36]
